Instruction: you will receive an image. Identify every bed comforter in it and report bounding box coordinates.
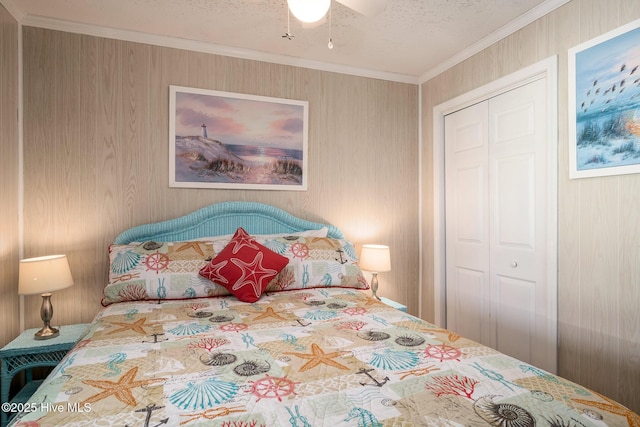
[10,288,638,427]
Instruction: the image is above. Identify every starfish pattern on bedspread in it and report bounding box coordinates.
[252,306,287,321]
[107,317,153,335]
[284,343,350,372]
[82,366,165,406]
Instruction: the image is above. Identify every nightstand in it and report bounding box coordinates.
[380,296,407,312]
[0,323,89,427]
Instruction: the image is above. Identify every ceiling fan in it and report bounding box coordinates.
[287,0,387,24]
[283,0,386,48]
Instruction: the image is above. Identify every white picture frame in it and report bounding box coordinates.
[568,18,640,179]
[169,85,308,190]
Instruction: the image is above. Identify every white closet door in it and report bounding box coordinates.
[444,101,492,347]
[445,77,555,372]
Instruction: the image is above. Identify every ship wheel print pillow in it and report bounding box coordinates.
[102,239,232,306]
[199,227,289,302]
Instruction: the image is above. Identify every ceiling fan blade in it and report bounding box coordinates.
[335,0,387,16]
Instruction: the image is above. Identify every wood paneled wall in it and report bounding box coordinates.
[420,0,640,412]
[0,4,20,348]
[19,28,419,334]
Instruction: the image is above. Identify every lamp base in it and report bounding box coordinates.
[370,272,382,301]
[34,324,60,340]
[34,293,59,340]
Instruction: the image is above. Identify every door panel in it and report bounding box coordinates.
[496,275,535,362]
[456,166,484,242]
[493,103,535,143]
[495,154,535,249]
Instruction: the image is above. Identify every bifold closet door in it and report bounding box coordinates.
[445,78,555,372]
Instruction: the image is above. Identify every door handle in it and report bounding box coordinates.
[511,261,518,268]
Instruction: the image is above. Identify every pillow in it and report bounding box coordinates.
[102,240,231,306]
[199,228,289,303]
[188,227,329,243]
[186,228,329,262]
[258,236,369,292]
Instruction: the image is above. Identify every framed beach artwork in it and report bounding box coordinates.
[568,18,640,179]
[169,86,308,190]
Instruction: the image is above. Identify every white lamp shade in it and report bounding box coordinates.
[287,0,330,23]
[18,255,74,295]
[359,244,391,273]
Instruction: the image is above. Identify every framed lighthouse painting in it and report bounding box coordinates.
[169,86,308,190]
[568,18,640,179]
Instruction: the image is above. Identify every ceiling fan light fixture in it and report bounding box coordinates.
[287,0,331,23]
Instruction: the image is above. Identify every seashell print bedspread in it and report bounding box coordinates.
[10,288,638,426]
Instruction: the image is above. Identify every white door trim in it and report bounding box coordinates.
[432,56,558,371]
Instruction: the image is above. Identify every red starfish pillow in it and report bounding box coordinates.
[199,227,289,302]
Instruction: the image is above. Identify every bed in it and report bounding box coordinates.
[9,202,638,426]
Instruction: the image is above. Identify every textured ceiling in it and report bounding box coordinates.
[1,0,566,81]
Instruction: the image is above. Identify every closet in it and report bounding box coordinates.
[444,77,556,373]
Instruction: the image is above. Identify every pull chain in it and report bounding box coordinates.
[328,2,333,49]
[283,6,294,40]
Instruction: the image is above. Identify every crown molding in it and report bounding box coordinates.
[418,0,571,83]
[11,0,570,86]
[0,0,25,21]
[19,14,419,85]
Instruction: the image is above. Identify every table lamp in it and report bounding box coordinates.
[359,244,391,301]
[18,255,74,340]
